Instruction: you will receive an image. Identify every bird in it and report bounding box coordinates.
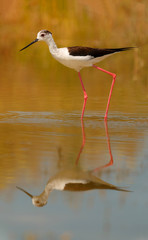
[16,169,129,207]
[20,30,134,119]
[16,168,130,207]
[16,121,130,207]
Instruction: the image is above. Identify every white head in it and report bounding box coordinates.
[37,30,52,42]
[32,196,47,207]
[16,186,48,207]
[20,29,52,51]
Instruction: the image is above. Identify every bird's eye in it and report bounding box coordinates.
[41,34,45,37]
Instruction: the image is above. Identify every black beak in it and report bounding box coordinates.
[16,186,33,198]
[20,38,39,51]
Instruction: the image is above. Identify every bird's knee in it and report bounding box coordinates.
[84,92,88,99]
[113,73,116,79]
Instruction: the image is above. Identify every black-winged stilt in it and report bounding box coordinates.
[16,120,130,207]
[20,30,133,119]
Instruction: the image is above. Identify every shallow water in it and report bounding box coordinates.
[1,1,148,239]
[0,111,148,240]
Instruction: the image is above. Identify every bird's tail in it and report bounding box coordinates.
[115,47,135,52]
[111,186,132,192]
[107,47,136,54]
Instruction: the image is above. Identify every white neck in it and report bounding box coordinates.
[45,35,58,54]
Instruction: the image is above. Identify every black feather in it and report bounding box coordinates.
[68,46,134,58]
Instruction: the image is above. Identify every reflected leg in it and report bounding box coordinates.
[78,72,88,119]
[75,119,86,165]
[93,119,113,172]
[93,65,116,120]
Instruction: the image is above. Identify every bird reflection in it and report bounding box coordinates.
[17,120,129,207]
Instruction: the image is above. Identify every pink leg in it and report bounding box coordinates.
[78,72,88,119]
[75,119,86,165]
[93,119,113,172]
[93,65,116,120]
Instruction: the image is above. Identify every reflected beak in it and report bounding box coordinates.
[20,38,39,51]
[16,186,33,198]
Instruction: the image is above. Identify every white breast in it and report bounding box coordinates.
[50,47,93,72]
[50,178,88,191]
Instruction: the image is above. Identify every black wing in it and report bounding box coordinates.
[68,46,133,58]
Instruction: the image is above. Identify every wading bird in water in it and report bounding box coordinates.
[20,30,133,119]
